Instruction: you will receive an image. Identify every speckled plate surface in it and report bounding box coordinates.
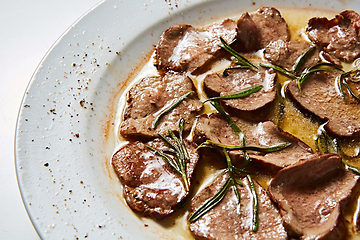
[15,0,360,239]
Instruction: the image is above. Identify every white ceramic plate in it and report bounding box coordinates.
[15,0,360,239]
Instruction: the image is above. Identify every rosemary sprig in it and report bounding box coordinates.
[153,91,193,129]
[147,118,190,191]
[203,85,263,103]
[260,62,332,91]
[224,149,242,212]
[247,174,259,232]
[315,123,360,174]
[259,63,297,79]
[197,140,292,153]
[343,80,360,102]
[188,177,232,223]
[219,37,259,71]
[188,150,245,224]
[296,67,332,90]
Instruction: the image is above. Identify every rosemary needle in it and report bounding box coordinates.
[247,175,259,232]
[148,118,190,191]
[203,85,263,103]
[219,37,259,71]
[153,91,193,129]
[188,177,232,223]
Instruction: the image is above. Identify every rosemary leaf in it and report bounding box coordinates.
[156,119,190,191]
[145,145,180,173]
[259,63,297,79]
[219,37,259,71]
[297,68,332,90]
[293,46,315,75]
[153,91,193,129]
[343,160,360,175]
[336,74,347,103]
[158,134,182,159]
[203,85,263,103]
[210,101,244,140]
[223,149,241,207]
[188,177,232,223]
[198,140,291,153]
[343,80,360,102]
[247,175,259,232]
[179,118,189,161]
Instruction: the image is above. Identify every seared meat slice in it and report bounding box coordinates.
[236,12,262,52]
[193,114,314,173]
[307,10,360,62]
[120,71,202,140]
[112,138,199,219]
[155,19,237,73]
[268,154,359,240]
[264,40,321,73]
[238,7,289,51]
[203,64,276,121]
[190,174,288,240]
[287,72,360,137]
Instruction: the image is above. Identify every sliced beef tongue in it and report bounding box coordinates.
[268,154,359,240]
[264,40,321,73]
[203,62,276,121]
[236,7,289,52]
[155,19,237,73]
[193,113,314,173]
[189,173,288,240]
[287,71,360,137]
[120,71,202,140]
[307,10,360,62]
[112,138,199,219]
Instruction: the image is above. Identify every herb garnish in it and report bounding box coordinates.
[277,83,285,127]
[147,118,190,191]
[259,46,336,90]
[197,140,292,153]
[188,176,232,223]
[314,122,360,174]
[260,62,333,91]
[247,174,259,232]
[336,68,360,103]
[203,85,263,103]
[293,46,316,75]
[153,91,193,129]
[189,101,259,230]
[219,37,259,72]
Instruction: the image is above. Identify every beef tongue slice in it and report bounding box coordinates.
[236,7,289,52]
[268,153,359,239]
[190,174,287,240]
[203,63,276,121]
[307,10,360,62]
[155,19,237,73]
[193,113,314,173]
[111,138,199,219]
[120,71,202,140]
[287,71,360,137]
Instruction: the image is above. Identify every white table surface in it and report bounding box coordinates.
[0,1,102,239]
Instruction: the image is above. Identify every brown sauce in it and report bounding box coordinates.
[113,7,360,239]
